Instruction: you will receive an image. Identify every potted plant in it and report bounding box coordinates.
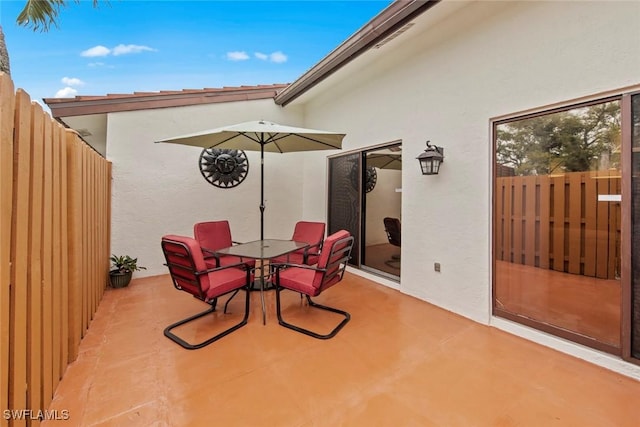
[109,254,146,288]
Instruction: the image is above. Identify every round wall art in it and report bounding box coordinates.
[199,148,249,188]
[364,166,377,193]
[349,163,377,193]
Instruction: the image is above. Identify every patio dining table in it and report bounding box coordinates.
[215,239,309,325]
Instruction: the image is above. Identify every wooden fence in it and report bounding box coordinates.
[495,171,621,279]
[0,73,111,426]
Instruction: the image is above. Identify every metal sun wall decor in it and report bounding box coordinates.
[199,147,249,188]
[350,163,377,193]
[365,166,377,193]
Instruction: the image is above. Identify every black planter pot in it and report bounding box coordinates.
[109,270,133,288]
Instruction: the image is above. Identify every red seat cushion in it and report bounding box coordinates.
[205,267,252,299]
[277,267,320,296]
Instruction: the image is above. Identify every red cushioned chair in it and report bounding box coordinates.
[270,221,326,266]
[271,230,354,339]
[161,234,253,350]
[194,220,256,269]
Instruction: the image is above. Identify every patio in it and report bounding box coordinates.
[43,272,640,426]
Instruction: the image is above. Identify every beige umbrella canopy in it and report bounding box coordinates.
[157,120,346,239]
[366,153,401,170]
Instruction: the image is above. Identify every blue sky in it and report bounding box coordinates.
[1,0,392,104]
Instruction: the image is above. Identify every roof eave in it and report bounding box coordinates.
[44,85,289,118]
[274,0,440,107]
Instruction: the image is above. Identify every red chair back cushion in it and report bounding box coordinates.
[162,235,210,294]
[313,230,351,290]
[291,221,325,246]
[194,221,233,251]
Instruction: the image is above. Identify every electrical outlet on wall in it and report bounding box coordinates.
[434,262,441,272]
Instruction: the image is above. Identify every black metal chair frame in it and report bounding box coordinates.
[162,239,251,350]
[272,235,354,340]
[300,239,323,264]
[383,217,401,268]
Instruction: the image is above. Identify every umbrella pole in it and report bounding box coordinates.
[259,138,267,325]
[260,140,265,241]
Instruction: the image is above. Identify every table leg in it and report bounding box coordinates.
[251,260,269,325]
[260,274,266,325]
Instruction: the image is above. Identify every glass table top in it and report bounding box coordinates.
[215,239,308,260]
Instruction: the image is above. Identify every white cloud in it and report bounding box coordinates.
[226,51,250,61]
[112,44,156,56]
[88,62,105,67]
[81,45,111,57]
[269,51,288,63]
[61,77,84,86]
[55,87,78,98]
[254,51,288,63]
[81,44,156,57]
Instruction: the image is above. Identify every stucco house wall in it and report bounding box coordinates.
[294,0,640,375]
[106,98,308,277]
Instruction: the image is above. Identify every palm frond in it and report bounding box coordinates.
[17,0,102,32]
[17,0,67,32]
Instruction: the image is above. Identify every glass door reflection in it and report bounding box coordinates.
[361,144,402,280]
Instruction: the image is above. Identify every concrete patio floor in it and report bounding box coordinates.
[43,272,640,426]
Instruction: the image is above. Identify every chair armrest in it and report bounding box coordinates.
[201,247,221,267]
[302,241,322,264]
[197,261,253,275]
[270,262,322,273]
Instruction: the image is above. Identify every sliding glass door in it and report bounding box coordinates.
[361,145,402,279]
[327,142,402,279]
[493,97,624,354]
[328,153,361,266]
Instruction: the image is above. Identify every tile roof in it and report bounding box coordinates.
[44,84,289,117]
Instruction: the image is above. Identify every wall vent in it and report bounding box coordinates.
[374,23,415,49]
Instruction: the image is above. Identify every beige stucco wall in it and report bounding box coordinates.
[297,0,640,377]
[106,99,306,277]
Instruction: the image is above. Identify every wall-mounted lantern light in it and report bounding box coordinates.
[416,141,444,175]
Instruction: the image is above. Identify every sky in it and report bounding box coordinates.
[0,0,392,105]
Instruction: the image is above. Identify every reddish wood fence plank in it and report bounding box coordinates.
[584,172,598,277]
[28,101,44,423]
[0,73,15,427]
[10,89,31,427]
[551,175,566,272]
[538,175,550,269]
[567,173,582,274]
[524,177,536,266]
[41,116,54,409]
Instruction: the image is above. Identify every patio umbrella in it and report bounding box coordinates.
[156,120,345,239]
